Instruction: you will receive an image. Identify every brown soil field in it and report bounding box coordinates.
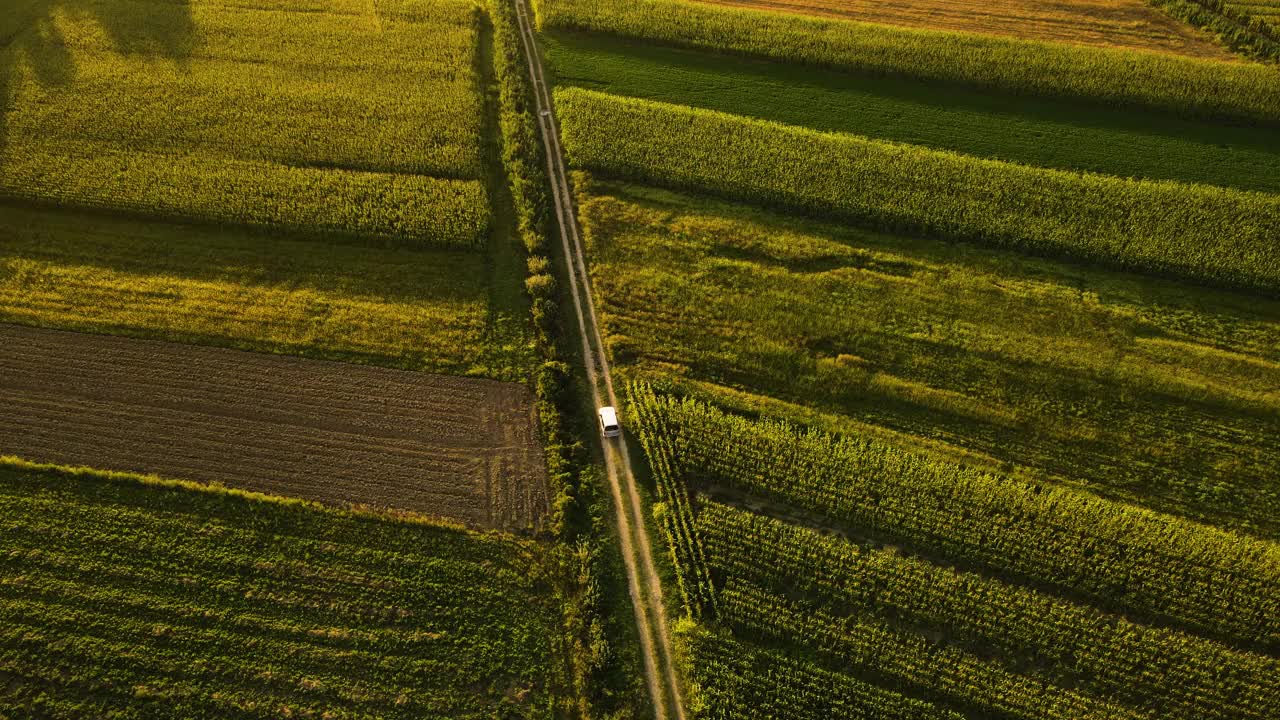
[699,0,1236,60]
[0,324,548,530]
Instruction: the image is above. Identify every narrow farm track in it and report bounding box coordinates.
[0,324,548,530]
[511,2,687,718]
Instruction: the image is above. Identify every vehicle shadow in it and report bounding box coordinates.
[0,0,196,177]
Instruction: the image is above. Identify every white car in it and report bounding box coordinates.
[598,406,621,438]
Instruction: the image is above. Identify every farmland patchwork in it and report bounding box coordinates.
[545,0,1280,717]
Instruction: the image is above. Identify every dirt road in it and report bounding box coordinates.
[510,3,687,718]
[0,324,548,530]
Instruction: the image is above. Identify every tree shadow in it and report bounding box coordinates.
[0,0,196,170]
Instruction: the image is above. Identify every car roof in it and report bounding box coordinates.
[598,406,618,424]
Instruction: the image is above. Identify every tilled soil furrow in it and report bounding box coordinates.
[0,324,548,529]
[0,391,486,472]
[0,325,506,400]
[1,394,485,493]
[2,404,490,523]
[1,345,500,442]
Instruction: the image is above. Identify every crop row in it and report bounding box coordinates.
[698,501,1280,720]
[557,89,1280,293]
[535,0,1280,124]
[629,395,718,618]
[0,461,558,717]
[0,141,490,249]
[625,385,1280,651]
[722,578,1151,720]
[675,621,962,720]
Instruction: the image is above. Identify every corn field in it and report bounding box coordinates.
[698,501,1280,720]
[536,0,1280,123]
[0,462,561,718]
[626,384,1280,651]
[0,0,492,248]
[558,88,1280,293]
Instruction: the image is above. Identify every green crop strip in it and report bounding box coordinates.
[536,0,1280,124]
[1151,0,1280,61]
[557,89,1280,294]
[543,32,1280,194]
[0,460,561,718]
[720,578,1149,720]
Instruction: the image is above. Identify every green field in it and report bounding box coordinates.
[1228,0,1280,26]
[631,388,1280,720]
[3,0,1278,716]
[543,32,1280,194]
[0,1,580,715]
[0,0,537,379]
[559,90,1280,292]
[580,180,1280,535]
[1,0,490,248]
[0,461,563,719]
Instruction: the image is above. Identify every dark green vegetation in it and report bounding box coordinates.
[559,91,1280,293]
[536,0,1280,123]
[581,181,1280,536]
[630,391,1280,720]
[543,32,1280,193]
[0,461,562,719]
[674,622,965,720]
[697,502,1280,720]
[630,388,1280,649]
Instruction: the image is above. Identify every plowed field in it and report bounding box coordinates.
[700,0,1235,59]
[0,324,548,530]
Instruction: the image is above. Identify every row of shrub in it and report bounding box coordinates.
[628,389,718,619]
[535,0,1280,124]
[484,2,614,717]
[625,384,1280,652]
[699,501,1280,720]
[556,89,1280,294]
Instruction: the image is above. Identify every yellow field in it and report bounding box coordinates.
[699,0,1236,59]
